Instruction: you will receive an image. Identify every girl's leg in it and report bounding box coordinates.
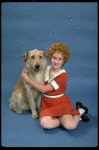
[60,115,80,130]
[72,115,81,123]
[40,116,60,129]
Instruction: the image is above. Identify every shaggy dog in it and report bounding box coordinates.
[9,49,47,119]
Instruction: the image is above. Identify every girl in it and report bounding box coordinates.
[22,43,89,130]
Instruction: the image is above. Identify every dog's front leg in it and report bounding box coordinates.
[38,95,42,113]
[27,89,38,119]
[31,102,38,119]
[29,96,38,119]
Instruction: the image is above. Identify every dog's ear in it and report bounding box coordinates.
[43,52,48,57]
[21,51,29,58]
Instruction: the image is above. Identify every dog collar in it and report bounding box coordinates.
[24,59,27,68]
[24,59,27,63]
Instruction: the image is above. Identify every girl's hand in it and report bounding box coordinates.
[22,72,29,82]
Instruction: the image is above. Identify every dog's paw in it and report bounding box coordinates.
[16,109,23,114]
[32,112,38,119]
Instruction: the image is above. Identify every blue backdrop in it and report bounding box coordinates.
[1,2,98,147]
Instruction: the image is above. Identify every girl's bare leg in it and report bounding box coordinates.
[73,115,81,123]
[60,115,80,130]
[40,116,60,129]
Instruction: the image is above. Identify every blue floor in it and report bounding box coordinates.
[1,2,98,147]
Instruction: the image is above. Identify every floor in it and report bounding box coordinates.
[1,2,98,147]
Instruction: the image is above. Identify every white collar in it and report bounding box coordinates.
[45,66,66,83]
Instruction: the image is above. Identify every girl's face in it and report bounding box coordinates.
[51,52,64,69]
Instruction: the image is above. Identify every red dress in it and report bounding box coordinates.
[39,66,80,118]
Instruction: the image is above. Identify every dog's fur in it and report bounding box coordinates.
[9,49,47,119]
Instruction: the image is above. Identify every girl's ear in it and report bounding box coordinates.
[43,52,48,57]
[62,62,65,67]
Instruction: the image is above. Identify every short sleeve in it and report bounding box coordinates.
[50,73,67,90]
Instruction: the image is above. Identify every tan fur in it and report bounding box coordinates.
[9,49,47,119]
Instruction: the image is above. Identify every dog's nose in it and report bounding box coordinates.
[35,64,40,69]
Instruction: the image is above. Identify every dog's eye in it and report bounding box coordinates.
[39,56,43,59]
[31,55,35,59]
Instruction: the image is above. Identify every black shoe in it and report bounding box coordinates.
[76,102,88,114]
[80,115,90,122]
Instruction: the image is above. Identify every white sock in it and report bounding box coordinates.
[78,108,85,115]
[79,117,82,121]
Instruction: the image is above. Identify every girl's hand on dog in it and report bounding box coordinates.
[22,71,29,82]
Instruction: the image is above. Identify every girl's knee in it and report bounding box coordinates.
[60,115,78,130]
[40,117,51,129]
[62,122,77,130]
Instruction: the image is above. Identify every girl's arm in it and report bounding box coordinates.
[28,78,54,93]
[22,72,54,93]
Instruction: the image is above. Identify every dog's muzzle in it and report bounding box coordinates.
[34,64,40,72]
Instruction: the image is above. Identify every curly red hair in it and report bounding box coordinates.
[48,43,70,66]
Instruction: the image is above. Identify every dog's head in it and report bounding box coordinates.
[21,49,48,72]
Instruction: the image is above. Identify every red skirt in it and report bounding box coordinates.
[39,94,80,118]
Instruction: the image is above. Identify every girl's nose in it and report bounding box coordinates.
[54,59,58,63]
